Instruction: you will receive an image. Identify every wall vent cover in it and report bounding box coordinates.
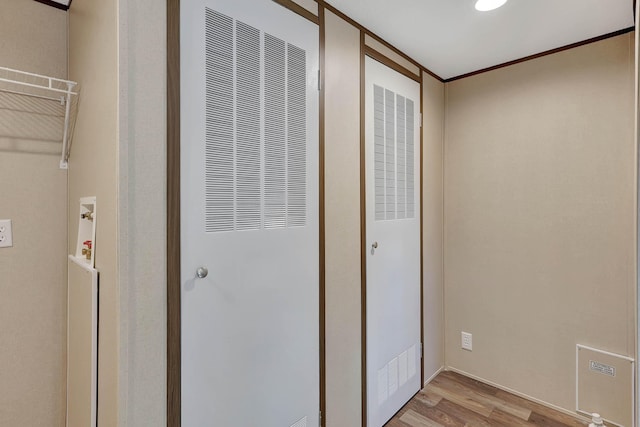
[576,344,634,427]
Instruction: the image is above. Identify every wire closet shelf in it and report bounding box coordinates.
[0,66,79,169]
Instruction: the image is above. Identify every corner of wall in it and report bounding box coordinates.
[420,71,446,381]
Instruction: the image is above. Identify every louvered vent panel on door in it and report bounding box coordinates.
[235,21,261,231]
[396,94,406,220]
[374,85,385,221]
[287,44,307,228]
[372,85,416,222]
[204,9,309,233]
[264,34,287,229]
[406,99,415,218]
[205,9,234,233]
[384,89,395,220]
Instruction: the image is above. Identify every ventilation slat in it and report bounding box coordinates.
[204,8,308,233]
[384,89,395,220]
[235,22,261,231]
[374,85,385,221]
[406,99,415,218]
[287,44,307,228]
[264,34,287,229]
[396,94,406,219]
[372,85,416,222]
[205,9,234,233]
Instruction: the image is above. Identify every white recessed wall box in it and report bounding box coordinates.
[73,197,97,268]
[576,344,634,427]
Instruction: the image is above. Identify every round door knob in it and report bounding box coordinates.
[196,267,208,279]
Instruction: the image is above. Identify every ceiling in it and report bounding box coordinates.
[325,0,635,80]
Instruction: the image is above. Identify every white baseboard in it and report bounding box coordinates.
[423,365,445,387]
[444,366,591,424]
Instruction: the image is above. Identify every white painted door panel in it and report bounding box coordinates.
[180,0,319,426]
[365,56,421,427]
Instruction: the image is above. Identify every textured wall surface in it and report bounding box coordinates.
[324,9,363,427]
[0,1,68,425]
[422,71,445,383]
[69,0,119,425]
[444,33,635,414]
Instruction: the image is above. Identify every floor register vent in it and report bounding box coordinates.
[576,344,634,427]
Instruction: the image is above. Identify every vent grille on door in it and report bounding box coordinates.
[377,343,418,406]
[264,34,287,229]
[373,84,416,221]
[287,44,307,228]
[406,98,415,218]
[384,88,396,221]
[374,85,385,221]
[205,8,308,233]
[290,416,307,427]
[205,10,234,233]
[396,94,406,220]
[235,21,261,231]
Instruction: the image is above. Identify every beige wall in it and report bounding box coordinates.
[324,9,363,427]
[69,0,119,425]
[0,1,68,426]
[422,71,445,382]
[0,1,67,79]
[444,34,636,414]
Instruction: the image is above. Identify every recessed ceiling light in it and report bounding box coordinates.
[475,0,508,12]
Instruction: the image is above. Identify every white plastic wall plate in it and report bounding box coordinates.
[0,219,13,248]
[462,332,473,351]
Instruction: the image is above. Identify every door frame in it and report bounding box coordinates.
[359,38,424,427]
[166,0,325,425]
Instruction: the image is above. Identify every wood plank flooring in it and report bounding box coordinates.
[385,371,587,427]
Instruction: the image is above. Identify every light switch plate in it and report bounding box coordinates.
[0,219,13,248]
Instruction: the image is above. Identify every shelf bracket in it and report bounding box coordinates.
[60,81,76,169]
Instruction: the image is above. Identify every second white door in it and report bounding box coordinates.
[365,56,422,427]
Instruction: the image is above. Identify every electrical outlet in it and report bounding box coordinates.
[461,331,472,351]
[0,219,13,248]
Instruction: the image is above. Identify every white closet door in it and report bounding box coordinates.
[180,0,319,426]
[365,56,421,427]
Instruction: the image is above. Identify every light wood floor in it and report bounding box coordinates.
[385,371,587,427]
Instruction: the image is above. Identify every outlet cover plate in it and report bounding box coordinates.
[0,219,12,248]
[461,332,472,351]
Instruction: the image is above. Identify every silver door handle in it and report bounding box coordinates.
[372,242,378,249]
[196,267,208,279]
